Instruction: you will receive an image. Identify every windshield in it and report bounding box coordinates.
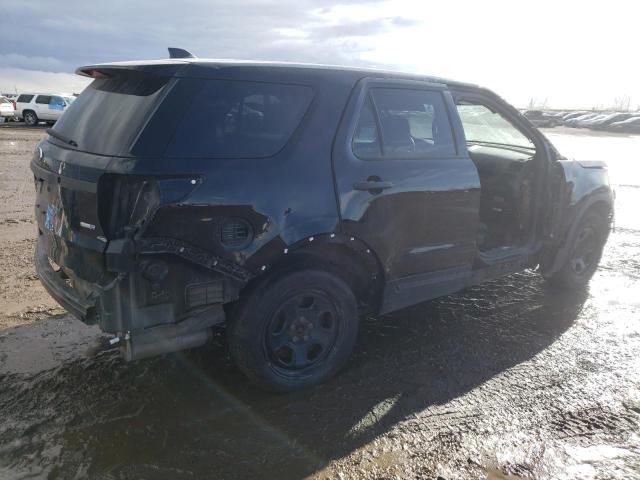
[64,96,75,105]
[457,104,535,149]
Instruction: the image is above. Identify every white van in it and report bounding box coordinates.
[15,93,76,126]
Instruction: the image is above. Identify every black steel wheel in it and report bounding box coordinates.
[570,224,600,277]
[228,269,358,391]
[545,210,610,289]
[265,291,339,374]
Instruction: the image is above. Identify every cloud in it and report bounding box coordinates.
[0,0,638,108]
[0,68,90,95]
[0,54,64,71]
[0,0,393,73]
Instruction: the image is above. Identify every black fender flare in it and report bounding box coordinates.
[541,193,613,277]
[268,232,383,278]
[250,232,385,313]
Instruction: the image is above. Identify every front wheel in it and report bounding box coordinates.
[228,269,359,392]
[544,211,610,289]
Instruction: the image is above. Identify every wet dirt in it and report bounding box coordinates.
[0,125,639,479]
[0,127,63,333]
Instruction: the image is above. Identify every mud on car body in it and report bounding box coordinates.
[31,49,614,391]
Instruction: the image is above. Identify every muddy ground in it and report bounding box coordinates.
[0,126,639,479]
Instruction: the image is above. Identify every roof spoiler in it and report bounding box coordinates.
[168,47,196,59]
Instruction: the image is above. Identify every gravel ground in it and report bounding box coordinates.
[0,127,63,331]
[0,125,639,479]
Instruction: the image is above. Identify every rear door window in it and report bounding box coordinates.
[166,80,313,158]
[36,95,52,104]
[49,96,65,110]
[352,97,381,158]
[353,88,456,159]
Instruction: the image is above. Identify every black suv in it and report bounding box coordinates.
[32,50,613,391]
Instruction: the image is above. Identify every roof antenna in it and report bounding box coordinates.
[168,47,196,59]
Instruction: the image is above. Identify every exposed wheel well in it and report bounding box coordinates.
[241,239,385,315]
[540,198,613,276]
[587,200,613,220]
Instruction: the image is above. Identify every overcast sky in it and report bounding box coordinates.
[1,0,637,109]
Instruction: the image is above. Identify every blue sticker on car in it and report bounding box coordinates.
[44,204,59,232]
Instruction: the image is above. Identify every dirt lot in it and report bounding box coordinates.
[0,127,63,330]
[1,126,639,479]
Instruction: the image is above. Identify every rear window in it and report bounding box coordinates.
[17,94,34,103]
[165,80,313,158]
[51,71,171,156]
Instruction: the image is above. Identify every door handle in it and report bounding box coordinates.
[353,180,393,192]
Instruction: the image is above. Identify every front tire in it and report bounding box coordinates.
[23,110,38,126]
[544,211,610,289]
[228,269,359,392]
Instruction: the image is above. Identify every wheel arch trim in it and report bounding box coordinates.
[541,193,613,277]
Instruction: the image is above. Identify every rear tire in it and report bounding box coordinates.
[23,110,38,126]
[544,211,610,289]
[228,269,359,392]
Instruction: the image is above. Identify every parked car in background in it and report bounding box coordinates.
[608,116,640,133]
[589,113,637,130]
[565,113,601,127]
[578,113,614,128]
[563,111,589,122]
[0,96,16,121]
[15,93,76,126]
[522,110,561,127]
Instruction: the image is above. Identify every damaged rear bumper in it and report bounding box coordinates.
[35,234,237,360]
[35,235,96,321]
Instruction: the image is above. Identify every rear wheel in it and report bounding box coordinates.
[544,211,610,289]
[23,110,38,126]
[228,269,359,392]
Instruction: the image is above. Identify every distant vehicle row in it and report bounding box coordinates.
[522,109,640,133]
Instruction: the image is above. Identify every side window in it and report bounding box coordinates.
[456,103,534,149]
[353,87,455,159]
[36,95,52,104]
[49,96,65,110]
[352,97,381,158]
[166,80,313,158]
[17,94,34,103]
